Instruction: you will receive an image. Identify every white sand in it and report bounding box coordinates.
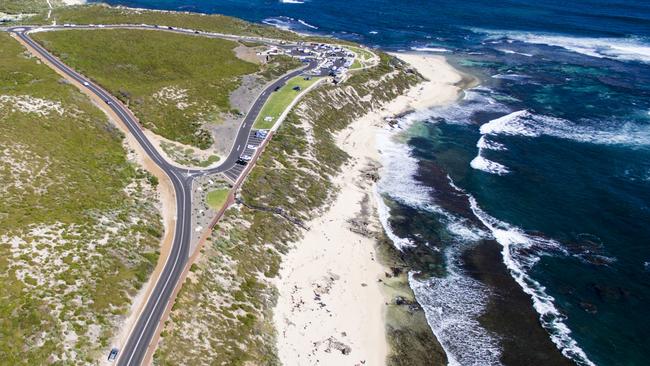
[273,53,464,365]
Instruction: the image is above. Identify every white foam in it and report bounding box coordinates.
[495,48,533,57]
[477,135,506,151]
[483,30,650,64]
[410,270,502,366]
[376,122,434,210]
[491,73,533,81]
[369,30,379,35]
[480,110,650,146]
[467,196,596,366]
[410,46,452,53]
[470,155,510,175]
[298,19,318,29]
[279,0,305,3]
[262,17,292,30]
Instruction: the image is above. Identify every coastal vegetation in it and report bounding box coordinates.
[0,32,163,364]
[0,0,47,14]
[253,76,321,129]
[33,29,259,148]
[154,50,427,365]
[25,4,299,41]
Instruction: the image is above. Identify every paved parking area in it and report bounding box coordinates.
[222,130,267,182]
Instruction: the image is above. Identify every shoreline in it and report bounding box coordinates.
[272,53,465,365]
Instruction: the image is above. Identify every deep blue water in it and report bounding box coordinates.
[94,1,650,365]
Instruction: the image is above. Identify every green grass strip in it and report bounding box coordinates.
[253,76,320,129]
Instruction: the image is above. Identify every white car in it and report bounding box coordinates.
[83,81,89,86]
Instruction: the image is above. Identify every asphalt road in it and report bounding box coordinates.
[6,25,317,366]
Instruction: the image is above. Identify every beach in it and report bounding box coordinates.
[272,53,464,365]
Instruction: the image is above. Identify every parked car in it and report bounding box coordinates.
[108,348,119,362]
[255,130,268,139]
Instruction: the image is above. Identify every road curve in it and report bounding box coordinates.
[7,25,316,365]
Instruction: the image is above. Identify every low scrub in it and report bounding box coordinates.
[33,29,259,148]
[0,33,163,364]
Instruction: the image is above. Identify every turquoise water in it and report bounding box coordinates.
[95,1,650,364]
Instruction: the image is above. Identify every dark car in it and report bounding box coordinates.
[236,158,248,166]
[274,86,281,92]
[168,26,173,30]
[292,86,302,91]
[108,348,119,362]
[255,130,269,139]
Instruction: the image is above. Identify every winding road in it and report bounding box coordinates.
[5,25,317,366]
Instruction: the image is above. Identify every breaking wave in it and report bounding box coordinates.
[410,46,452,53]
[410,264,502,366]
[470,154,510,175]
[262,16,318,32]
[480,110,650,146]
[479,30,650,64]
[467,195,596,366]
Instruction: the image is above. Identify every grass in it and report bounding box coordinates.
[206,188,230,210]
[0,32,163,363]
[253,76,320,129]
[33,29,259,148]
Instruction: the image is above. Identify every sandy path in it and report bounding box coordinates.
[273,53,464,366]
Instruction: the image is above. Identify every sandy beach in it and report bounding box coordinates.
[273,53,464,365]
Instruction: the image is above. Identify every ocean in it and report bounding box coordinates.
[92,0,650,365]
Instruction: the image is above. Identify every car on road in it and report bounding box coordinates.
[274,86,281,92]
[83,81,89,86]
[104,99,112,105]
[108,348,119,362]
